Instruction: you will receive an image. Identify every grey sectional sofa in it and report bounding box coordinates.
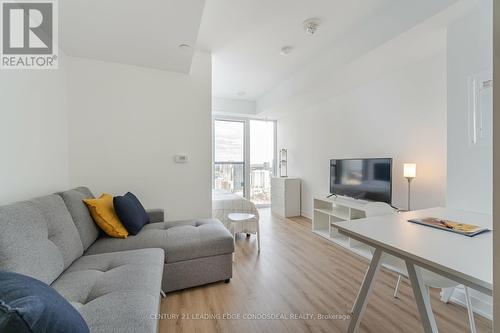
[0,186,234,333]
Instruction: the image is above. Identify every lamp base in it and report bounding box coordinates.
[406,177,413,211]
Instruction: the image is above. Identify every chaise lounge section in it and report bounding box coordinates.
[58,187,234,292]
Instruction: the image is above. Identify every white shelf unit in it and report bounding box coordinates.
[312,195,392,259]
[271,177,301,217]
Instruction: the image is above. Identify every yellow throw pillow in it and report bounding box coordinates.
[83,194,129,238]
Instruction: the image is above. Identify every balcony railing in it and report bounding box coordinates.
[214,162,273,206]
[213,162,245,197]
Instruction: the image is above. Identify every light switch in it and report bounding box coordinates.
[175,154,188,163]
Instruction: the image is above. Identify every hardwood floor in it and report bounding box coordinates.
[159,208,492,333]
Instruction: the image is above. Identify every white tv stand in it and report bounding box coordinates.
[312,195,394,258]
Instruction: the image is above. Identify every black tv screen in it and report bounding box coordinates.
[330,158,392,204]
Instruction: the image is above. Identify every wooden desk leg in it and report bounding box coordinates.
[348,248,383,333]
[406,262,439,333]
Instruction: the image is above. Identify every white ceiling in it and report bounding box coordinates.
[60,0,205,73]
[198,0,464,102]
[256,0,461,117]
[197,0,398,101]
[59,0,460,100]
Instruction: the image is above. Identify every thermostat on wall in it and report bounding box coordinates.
[175,154,188,163]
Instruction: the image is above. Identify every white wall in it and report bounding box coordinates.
[68,52,212,221]
[0,54,69,204]
[213,97,256,116]
[277,54,447,216]
[272,28,448,216]
[447,0,493,215]
[446,0,493,319]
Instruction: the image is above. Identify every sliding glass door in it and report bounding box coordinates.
[249,120,275,205]
[213,117,276,206]
[213,120,245,196]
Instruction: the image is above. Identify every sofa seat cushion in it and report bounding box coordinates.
[85,219,234,264]
[51,249,164,333]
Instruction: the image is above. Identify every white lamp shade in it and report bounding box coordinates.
[403,163,417,178]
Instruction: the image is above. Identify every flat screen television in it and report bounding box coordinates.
[330,158,392,204]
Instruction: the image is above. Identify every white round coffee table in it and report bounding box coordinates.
[228,213,260,255]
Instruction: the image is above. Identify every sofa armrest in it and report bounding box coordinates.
[146,209,165,223]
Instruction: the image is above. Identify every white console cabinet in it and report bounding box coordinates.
[271,177,301,217]
[312,195,394,258]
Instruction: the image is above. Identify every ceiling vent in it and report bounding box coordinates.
[303,18,320,35]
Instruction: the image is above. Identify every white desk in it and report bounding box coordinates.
[331,207,492,333]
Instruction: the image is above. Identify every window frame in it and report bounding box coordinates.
[212,116,277,206]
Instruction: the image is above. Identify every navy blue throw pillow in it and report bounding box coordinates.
[113,192,149,235]
[125,192,149,224]
[0,271,89,333]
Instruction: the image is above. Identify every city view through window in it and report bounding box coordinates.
[249,120,274,205]
[213,119,275,205]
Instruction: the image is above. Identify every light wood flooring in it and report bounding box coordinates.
[160,208,492,333]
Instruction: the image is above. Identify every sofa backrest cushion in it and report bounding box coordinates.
[29,195,84,269]
[57,187,100,250]
[0,199,65,285]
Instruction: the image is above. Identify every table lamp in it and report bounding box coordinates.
[403,163,416,210]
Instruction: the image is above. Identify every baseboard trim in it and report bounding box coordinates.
[301,210,312,219]
[447,286,492,320]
